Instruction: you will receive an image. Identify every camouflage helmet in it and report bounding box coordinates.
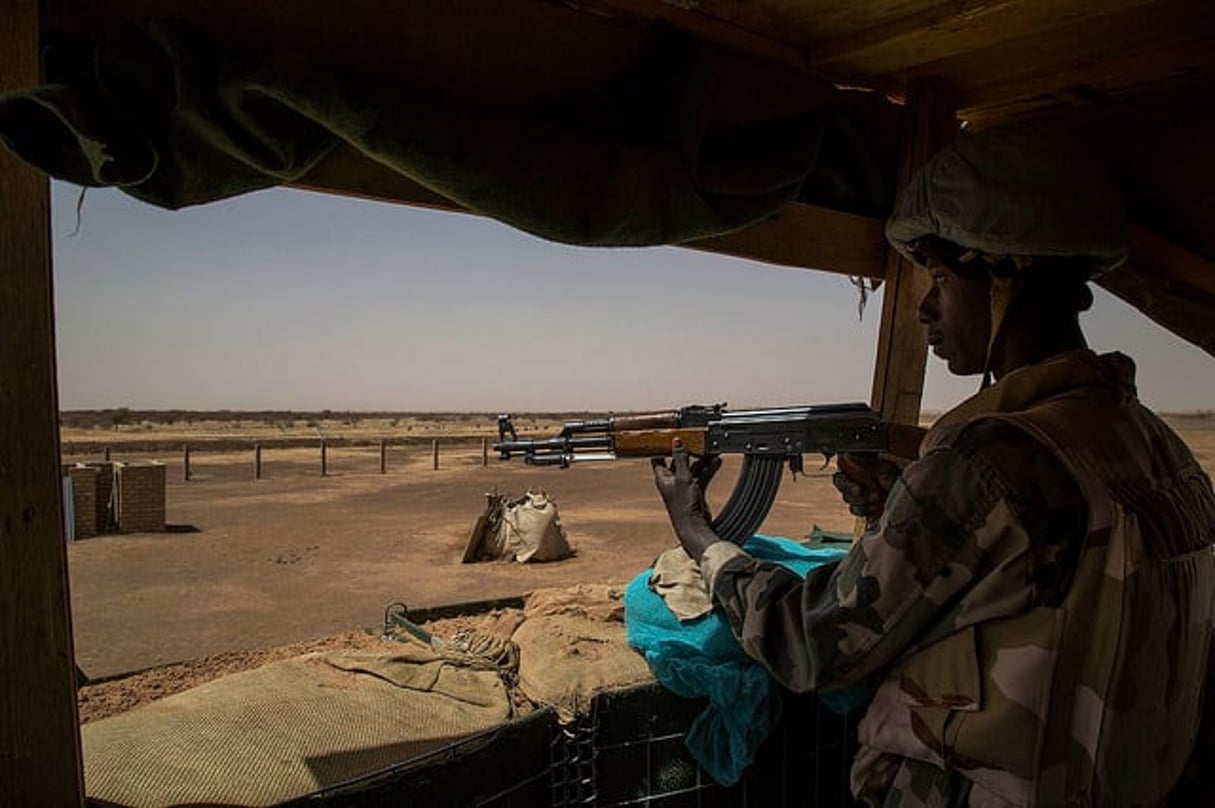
[885,121,1130,275]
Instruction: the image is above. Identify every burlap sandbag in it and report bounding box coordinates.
[466,491,575,563]
[513,585,654,722]
[495,491,574,562]
[82,644,511,806]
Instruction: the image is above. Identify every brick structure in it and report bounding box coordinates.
[114,462,166,533]
[96,461,115,532]
[76,461,116,533]
[65,465,100,540]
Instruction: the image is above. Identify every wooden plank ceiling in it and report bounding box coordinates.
[42,0,1215,349]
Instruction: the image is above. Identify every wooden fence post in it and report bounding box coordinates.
[321,439,328,477]
[104,446,111,461]
[482,437,489,467]
[380,439,387,474]
[183,444,191,481]
[254,443,262,480]
[432,439,439,471]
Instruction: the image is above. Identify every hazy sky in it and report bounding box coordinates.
[50,181,1215,414]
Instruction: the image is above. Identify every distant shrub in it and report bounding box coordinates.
[111,407,132,431]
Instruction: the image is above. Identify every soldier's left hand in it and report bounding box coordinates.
[652,439,723,562]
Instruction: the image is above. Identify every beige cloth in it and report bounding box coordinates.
[82,644,511,807]
[649,546,715,620]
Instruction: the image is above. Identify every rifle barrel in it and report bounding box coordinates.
[493,435,609,454]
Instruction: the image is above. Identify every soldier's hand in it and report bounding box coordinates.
[652,439,723,562]
[833,453,901,527]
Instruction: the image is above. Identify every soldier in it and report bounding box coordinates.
[654,122,1215,806]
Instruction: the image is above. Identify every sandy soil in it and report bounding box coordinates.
[66,442,858,679]
[65,415,1215,717]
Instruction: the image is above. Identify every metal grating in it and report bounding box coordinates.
[589,684,860,808]
[292,683,861,807]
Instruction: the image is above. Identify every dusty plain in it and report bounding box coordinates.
[62,412,1215,686]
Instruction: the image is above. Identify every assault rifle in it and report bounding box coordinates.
[493,403,925,544]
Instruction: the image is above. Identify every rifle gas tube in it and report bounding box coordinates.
[494,404,925,545]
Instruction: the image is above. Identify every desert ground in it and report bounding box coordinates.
[62,412,1215,686]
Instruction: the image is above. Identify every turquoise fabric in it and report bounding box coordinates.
[624,534,873,786]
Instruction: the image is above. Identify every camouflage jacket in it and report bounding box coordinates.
[701,351,1215,806]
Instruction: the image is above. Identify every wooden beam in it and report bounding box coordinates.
[925,0,1215,123]
[545,0,910,99]
[808,0,1150,77]
[1096,271,1215,361]
[1127,224,1215,300]
[0,1,85,805]
[1094,224,1215,359]
[684,203,886,278]
[295,144,889,279]
[572,0,813,75]
[869,78,958,428]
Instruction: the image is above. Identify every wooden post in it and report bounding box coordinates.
[254,443,262,480]
[432,439,439,471]
[860,77,957,540]
[183,444,191,481]
[870,77,958,428]
[103,446,111,461]
[321,439,328,477]
[380,439,387,474]
[482,437,489,467]
[0,2,86,803]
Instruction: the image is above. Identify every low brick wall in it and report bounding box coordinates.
[65,465,100,540]
[115,462,165,533]
[93,461,115,532]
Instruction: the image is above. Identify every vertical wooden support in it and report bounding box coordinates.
[254,444,262,480]
[482,437,489,467]
[320,439,328,477]
[869,78,958,428]
[103,446,111,461]
[0,3,86,804]
[379,439,387,474]
[183,444,191,480]
[432,439,439,471]
[857,78,956,541]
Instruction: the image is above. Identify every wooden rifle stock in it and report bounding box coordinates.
[612,429,708,456]
[883,422,928,462]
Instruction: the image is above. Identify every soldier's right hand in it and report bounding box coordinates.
[833,453,901,526]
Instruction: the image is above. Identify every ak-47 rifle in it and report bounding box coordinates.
[493,403,926,544]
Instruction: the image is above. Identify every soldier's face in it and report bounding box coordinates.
[916,262,992,376]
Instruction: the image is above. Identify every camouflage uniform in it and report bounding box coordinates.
[700,350,1215,806]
